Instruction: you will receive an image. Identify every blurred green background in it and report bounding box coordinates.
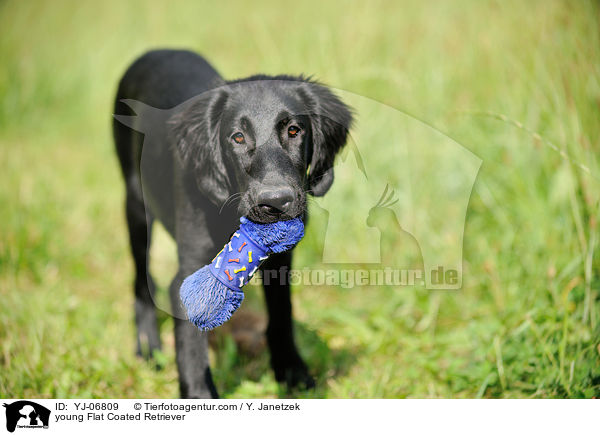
[1,0,599,398]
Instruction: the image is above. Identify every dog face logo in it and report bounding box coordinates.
[2,401,50,433]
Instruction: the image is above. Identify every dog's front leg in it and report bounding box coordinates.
[261,251,315,390]
[168,190,222,399]
[169,269,218,399]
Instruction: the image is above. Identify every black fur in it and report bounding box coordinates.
[113,49,352,398]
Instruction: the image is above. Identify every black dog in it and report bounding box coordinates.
[113,49,352,398]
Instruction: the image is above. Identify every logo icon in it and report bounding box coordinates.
[2,401,50,433]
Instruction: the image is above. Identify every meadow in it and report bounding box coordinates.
[0,0,599,398]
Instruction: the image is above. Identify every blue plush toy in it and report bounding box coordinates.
[180,217,304,330]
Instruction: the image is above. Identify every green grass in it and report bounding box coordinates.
[1,0,599,398]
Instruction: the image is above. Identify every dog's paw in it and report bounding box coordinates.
[135,323,162,368]
[135,341,164,371]
[273,358,315,391]
[134,298,162,366]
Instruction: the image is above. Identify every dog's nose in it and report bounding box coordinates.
[256,187,294,214]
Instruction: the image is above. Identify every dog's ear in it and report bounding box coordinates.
[168,88,231,205]
[298,81,353,196]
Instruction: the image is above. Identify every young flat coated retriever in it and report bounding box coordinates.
[113,49,353,398]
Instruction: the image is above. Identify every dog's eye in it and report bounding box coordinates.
[232,132,245,144]
[288,126,301,138]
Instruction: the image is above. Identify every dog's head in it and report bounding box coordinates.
[169,76,353,223]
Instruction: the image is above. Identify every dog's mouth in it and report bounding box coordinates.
[237,187,306,224]
[246,204,303,224]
